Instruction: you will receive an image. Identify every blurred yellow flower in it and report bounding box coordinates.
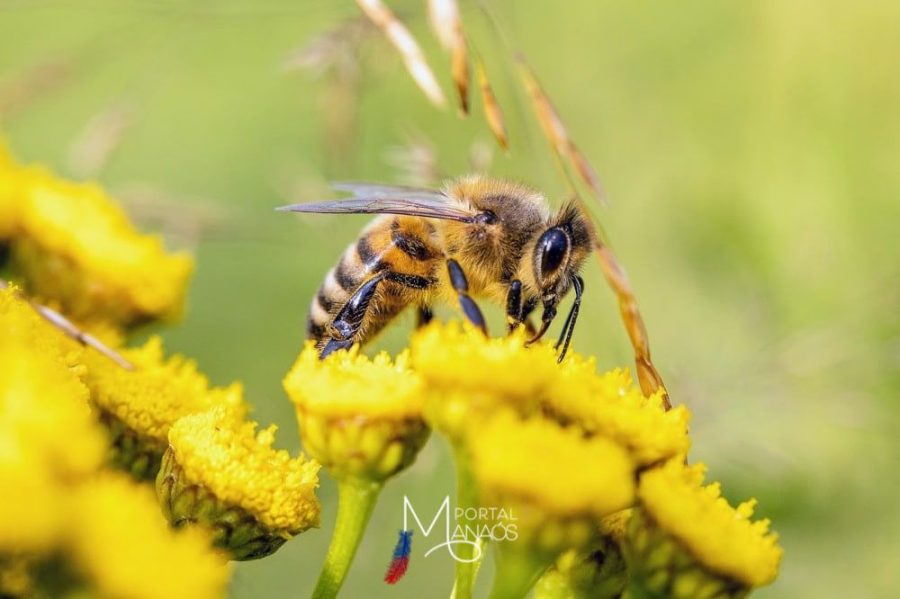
[83,336,245,479]
[0,288,106,484]
[630,460,782,594]
[542,358,691,466]
[161,406,320,559]
[0,447,64,556]
[8,162,192,326]
[284,343,429,482]
[68,473,230,599]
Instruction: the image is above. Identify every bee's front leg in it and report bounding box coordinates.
[415,305,434,328]
[320,272,387,359]
[446,259,487,334]
[505,280,523,333]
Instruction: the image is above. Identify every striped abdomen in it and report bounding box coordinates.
[306,215,442,348]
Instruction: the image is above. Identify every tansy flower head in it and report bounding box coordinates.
[0,290,106,484]
[8,163,192,327]
[0,448,65,556]
[159,406,321,560]
[626,461,783,598]
[410,321,558,438]
[68,473,229,599]
[542,359,691,466]
[83,337,245,480]
[469,411,635,553]
[284,343,429,482]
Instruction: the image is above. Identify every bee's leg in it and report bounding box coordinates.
[505,280,523,333]
[554,275,584,363]
[416,305,434,328]
[522,297,539,337]
[320,271,388,359]
[447,259,487,334]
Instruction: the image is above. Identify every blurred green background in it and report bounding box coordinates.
[2,1,898,597]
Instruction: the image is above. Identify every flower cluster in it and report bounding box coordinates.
[283,321,782,599]
[0,286,229,598]
[1,141,323,596]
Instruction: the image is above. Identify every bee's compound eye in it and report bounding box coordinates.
[475,210,497,225]
[537,227,569,276]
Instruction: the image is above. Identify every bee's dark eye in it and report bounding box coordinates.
[475,210,497,225]
[537,227,569,275]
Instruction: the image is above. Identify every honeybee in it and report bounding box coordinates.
[278,176,594,361]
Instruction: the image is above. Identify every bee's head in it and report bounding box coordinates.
[529,202,594,341]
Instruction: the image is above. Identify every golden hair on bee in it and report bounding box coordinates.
[278,175,594,361]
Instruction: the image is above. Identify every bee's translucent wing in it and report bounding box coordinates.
[330,181,440,198]
[277,182,476,223]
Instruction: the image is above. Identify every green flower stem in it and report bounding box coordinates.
[450,445,483,599]
[488,547,554,599]
[312,477,382,599]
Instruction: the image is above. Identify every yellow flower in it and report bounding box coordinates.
[470,411,635,552]
[9,163,192,326]
[410,322,559,439]
[412,321,559,399]
[627,461,782,596]
[542,357,691,466]
[411,322,689,468]
[68,473,229,599]
[82,336,245,480]
[0,446,64,556]
[284,343,429,482]
[160,406,321,559]
[0,289,106,484]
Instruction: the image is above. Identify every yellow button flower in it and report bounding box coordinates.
[469,412,636,599]
[82,336,245,480]
[159,406,321,560]
[0,289,106,485]
[412,320,559,398]
[542,357,691,467]
[284,343,430,598]
[68,473,230,599]
[9,163,193,327]
[470,411,636,550]
[284,343,429,482]
[626,460,783,598]
[0,448,64,557]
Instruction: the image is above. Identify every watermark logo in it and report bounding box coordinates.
[384,495,517,584]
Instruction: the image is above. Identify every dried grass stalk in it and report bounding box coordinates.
[594,244,670,409]
[67,101,134,178]
[427,0,459,50]
[451,34,470,114]
[356,0,446,107]
[517,57,607,206]
[477,58,508,150]
[428,0,468,114]
[0,279,133,370]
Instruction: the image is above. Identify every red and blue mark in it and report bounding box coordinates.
[384,530,413,584]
